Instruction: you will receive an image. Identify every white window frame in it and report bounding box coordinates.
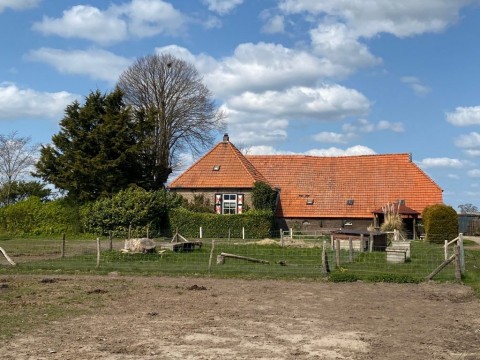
[222,194,237,214]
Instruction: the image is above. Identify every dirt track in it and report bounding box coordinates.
[0,275,479,359]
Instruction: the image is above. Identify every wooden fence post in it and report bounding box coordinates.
[454,244,462,282]
[242,227,245,240]
[335,239,340,268]
[109,231,113,251]
[348,237,353,263]
[360,234,364,252]
[208,240,215,273]
[200,226,203,239]
[280,229,284,247]
[369,233,374,252]
[61,233,66,258]
[321,240,330,275]
[96,237,100,268]
[459,233,465,274]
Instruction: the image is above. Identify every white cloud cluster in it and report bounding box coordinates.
[0,0,39,13]
[244,144,375,157]
[278,0,470,38]
[447,106,480,126]
[0,83,78,120]
[26,48,132,83]
[202,0,243,15]
[32,0,186,44]
[417,157,464,169]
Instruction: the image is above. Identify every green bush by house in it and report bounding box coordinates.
[422,204,458,243]
[169,207,275,239]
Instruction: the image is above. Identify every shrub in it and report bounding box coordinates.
[169,207,274,238]
[0,197,80,235]
[252,181,277,211]
[422,204,458,243]
[81,186,184,237]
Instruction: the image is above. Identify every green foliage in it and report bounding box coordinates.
[422,204,458,243]
[0,197,80,235]
[329,272,359,282]
[364,273,420,283]
[252,181,277,211]
[169,207,274,238]
[185,194,214,213]
[35,89,145,202]
[81,186,183,237]
[0,181,51,207]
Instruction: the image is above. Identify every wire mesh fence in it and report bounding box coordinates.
[1,232,476,283]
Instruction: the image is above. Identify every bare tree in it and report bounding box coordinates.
[117,53,225,188]
[0,132,37,206]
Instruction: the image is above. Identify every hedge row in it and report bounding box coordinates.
[169,208,275,239]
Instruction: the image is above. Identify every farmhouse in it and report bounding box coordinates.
[169,134,443,237]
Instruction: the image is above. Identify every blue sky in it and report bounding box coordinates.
[1,0,480,210]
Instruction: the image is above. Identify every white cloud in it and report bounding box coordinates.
[32,5,127,44]
[0,0,39,12]
[448,174,460,179]
[310,23,381,76]
[227,85,370,121]
[202,0,243,15]
[32,0,186,44]
[417,157,464,168]
[26,48,132,83]
[342,118,404,133]
[313,131,353,144]
[401,76,431,97]
[0,83,78,120]
[279,0,471,38]
[306,145,376,156]
[446,106,480,126]
[261,15,285,34]
[455,132,480,149]
[244,144,375,156]
[201,42,346,97]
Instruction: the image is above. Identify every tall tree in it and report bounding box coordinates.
[117,53,224,188]
[35,89,142,202]
[0,131,37,206]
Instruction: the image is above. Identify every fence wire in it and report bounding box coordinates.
[1,234,477,283]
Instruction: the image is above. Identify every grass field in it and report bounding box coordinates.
[1,235,479,295]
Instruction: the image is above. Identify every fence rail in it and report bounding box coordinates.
[0,233,474,283]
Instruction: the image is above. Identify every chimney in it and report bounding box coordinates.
[223,133,229,142]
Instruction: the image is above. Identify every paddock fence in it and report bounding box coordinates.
[0,232,477,283]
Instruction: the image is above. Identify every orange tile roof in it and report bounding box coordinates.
[247,153,442,218]
[169,139,443,218]
[169,140,269,189]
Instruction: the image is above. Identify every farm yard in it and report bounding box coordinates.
[0,235,480,359]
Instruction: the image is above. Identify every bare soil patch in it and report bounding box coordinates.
[0,275,479,359]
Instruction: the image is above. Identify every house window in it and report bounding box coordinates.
[222,194,237,214]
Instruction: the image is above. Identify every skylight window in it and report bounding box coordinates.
[212,165,221,171]
[306,199,314,205]
[346,199,354,205]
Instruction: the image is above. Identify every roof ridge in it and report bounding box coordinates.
[227,142,271,185]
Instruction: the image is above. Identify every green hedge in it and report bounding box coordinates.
[169,208,275,239]
[0,197,80,235]
[422,204,458,243]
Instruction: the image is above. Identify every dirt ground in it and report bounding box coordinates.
[0,275,479,360]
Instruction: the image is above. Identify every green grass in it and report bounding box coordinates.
[1,237,479,292]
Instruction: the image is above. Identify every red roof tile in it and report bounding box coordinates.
[169,138,443,218]
[169,140,269,189]
[247,153,442,218]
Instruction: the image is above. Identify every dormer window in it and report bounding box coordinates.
[346,199,354,205]
[306,199,314,205]
[212,165,221,171]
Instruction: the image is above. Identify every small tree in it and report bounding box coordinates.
[422,204,458,243]
[458,203,478,214]
[252,181,277,211]
[0,132,37,206]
